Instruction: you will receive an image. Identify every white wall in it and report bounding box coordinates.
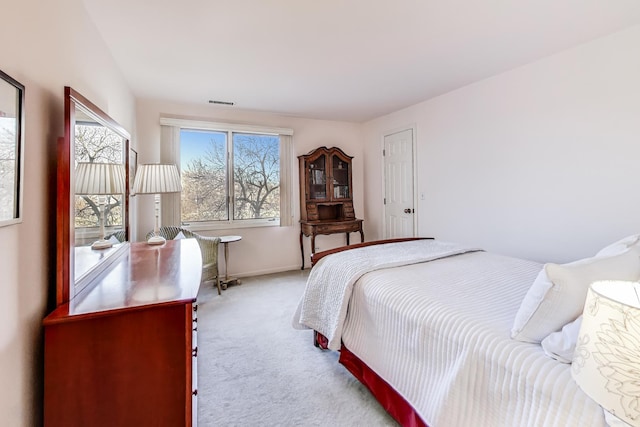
[0,0,135,424]
[135,99,363,275]
[363,25,640,263]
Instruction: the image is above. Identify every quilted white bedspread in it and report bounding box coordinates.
[293,239,480,350]
[295,241,607,427]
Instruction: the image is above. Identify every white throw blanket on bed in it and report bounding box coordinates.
[292,239,480,350]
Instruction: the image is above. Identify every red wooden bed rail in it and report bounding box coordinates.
[340,345,428,427]
[314,331,427,427]
[310,237,432,266]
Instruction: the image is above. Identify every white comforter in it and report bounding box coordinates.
[293,239,480,350]
[295,241,606,427]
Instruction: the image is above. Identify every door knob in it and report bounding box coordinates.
[404,208,411,214]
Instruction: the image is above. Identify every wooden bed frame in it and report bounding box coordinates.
[310,237,431,266]
[310,237,431,427]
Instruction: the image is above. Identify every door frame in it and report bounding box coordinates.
[380,124,418,239]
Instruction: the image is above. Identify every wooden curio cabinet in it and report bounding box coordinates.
[300,146,355,220]
[298,146,363,268]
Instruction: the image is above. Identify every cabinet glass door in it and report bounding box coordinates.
[332,155,350,199]
[309,156,327,200]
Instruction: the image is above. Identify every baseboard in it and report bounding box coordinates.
[232,264,306,278]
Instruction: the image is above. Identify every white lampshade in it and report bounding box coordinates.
[132,163,182,245]
[75,162,126,195]
[74,162,126,250]
[572,280,640,427]
[133,164,182,194]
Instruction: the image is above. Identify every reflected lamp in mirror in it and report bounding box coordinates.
[572,280,640,427]
[74,162,126,250]
[132,163,182,245]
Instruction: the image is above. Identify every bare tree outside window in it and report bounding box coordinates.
[74,122,125,234]
[181,131,228,222]
[233,133,279,220]
[75,122,123,164]
[180,129,280,224]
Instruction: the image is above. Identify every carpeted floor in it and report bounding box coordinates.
[196,269,398,427]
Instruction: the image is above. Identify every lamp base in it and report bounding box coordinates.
[147,235,166,245]
[91,239,114,250]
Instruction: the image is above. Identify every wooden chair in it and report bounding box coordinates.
[146,226,222,295]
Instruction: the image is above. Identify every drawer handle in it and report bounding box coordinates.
[192,347,198,357]
[192,389,198,396]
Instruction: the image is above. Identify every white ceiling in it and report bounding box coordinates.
[82,0,640,122]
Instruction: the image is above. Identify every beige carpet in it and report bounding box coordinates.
[195,269,398,427]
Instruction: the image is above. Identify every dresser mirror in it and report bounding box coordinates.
[56,87,130,305]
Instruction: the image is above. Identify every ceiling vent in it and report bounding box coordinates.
[208,100,235,106]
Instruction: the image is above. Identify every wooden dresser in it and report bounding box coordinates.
[43,239,202,427]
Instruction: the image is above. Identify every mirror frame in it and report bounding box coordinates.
[56,87,131,306]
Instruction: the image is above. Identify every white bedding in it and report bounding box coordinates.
[297,242,607,427]
[293,239,480,350]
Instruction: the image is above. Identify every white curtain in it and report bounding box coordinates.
[279,134,294,227]
[160,124,182,227]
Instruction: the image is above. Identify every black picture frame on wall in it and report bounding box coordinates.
[0,69,25,227]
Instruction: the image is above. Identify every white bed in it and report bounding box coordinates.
[294,239,612,427]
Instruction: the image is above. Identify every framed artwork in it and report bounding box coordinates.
[0,69,25,227]
[129,148,138,193]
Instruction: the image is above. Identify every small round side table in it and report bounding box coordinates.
[219,235,242,289]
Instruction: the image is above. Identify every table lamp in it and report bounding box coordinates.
[75,162,126,249]
[132,163,182,245]
[572,280,640,427]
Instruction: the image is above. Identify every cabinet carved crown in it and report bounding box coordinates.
[299,146,355,222]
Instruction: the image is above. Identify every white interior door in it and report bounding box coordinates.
[384,129,415,238]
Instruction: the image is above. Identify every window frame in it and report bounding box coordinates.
[160,117,293,232]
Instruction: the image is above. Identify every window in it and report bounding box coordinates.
[74,120,126,244]
[180,129,280,226]
[161,118,294,230]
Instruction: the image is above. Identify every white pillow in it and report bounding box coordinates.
[511,249,640,343]
[541,316,582,363]
[173,231,186,240]
[595,234,640,257]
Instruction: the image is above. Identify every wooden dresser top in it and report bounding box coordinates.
[44,239,202,324]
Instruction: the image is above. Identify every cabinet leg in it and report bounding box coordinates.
[360,229,364,243]
[346,232,350,245]
[300,232,304,270]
